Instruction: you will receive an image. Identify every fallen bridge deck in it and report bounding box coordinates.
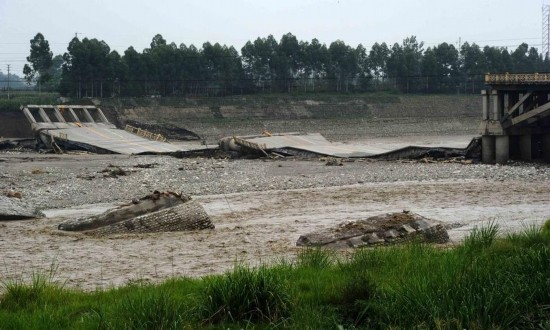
[21,105,200,155]
[227,133,479,159]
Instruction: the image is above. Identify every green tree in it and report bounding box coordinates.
[460,42,485,76]
[278,33,302,92]
[60,37,120,97]
[177,43,203,95]
[421,47,438,91]
[201,42,244,95]
[150,34,167,49]
[483,46,506,73]
[433,43,459,76]
[42,54,63,91]
[23,33,53,88]
[387,36,424,92]
[327,40,359,92]
[426,43,459,92]
[300,38,328,91]
[368,42,390,80]
[121,46,145,96]
[509,43,543,73]
[241,35,280,91]
[143,35,179,95]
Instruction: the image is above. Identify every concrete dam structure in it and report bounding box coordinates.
[481,73,550,164]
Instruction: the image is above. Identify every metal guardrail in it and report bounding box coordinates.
[125,125,168,142]
[485,73,550,84]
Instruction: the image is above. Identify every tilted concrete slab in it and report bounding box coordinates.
[42,125,185,154]
[243,133,377,157]
[21,104,205,155]
[238,133,477,158]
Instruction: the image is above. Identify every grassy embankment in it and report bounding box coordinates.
[1,221,549,329]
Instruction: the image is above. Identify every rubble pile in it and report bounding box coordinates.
[0,194,44,220]
[296,211,449,248]
[58,191,214,235]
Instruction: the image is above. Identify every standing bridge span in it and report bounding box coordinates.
[481,73,550,164]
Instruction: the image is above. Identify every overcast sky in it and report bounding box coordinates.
[0,0,546,75]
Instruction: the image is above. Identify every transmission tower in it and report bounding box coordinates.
[543,4,550,59]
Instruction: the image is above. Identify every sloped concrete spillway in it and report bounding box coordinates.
[21,105,186,155]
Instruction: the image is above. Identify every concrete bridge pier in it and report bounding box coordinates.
[481,135,510,164]
[495,135,509,164]
[482,136,495,164]
[544,135,550,162]
[519,135,532,161]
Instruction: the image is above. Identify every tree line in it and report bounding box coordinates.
[22,32,550,97]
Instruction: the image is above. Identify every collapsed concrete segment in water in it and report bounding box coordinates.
[20,105,200,155]
[296,211,450,248]
[58,191,214,235]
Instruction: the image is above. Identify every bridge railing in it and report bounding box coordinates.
[485,73,550,85]
[125,124,168,142]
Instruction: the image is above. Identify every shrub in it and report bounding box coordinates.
[462,221,499,253]
[0,265,64,311]
[200,265,291,325]
[542,219,550,236]
[296,247,335,269]
[116,285,186,329]
[506,223,550,248]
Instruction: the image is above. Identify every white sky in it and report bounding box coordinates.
[0,0,546,75]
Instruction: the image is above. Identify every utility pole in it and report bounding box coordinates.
[6,65,10,100]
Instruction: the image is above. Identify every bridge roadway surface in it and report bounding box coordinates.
[38,125,475,157]
[40,124,187,154]
[239,133,474,158]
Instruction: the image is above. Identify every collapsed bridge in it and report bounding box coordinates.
[21,104,186,154]
[20,104,479,160]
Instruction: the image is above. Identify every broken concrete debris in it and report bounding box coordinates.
[5,190,22,199]
[325,157,343,166]
[0,195,45,220]
[58,191,213,235]
[296,211,450,248]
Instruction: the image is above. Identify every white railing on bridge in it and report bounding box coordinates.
[125,125,168,142]
[485,73,550,84]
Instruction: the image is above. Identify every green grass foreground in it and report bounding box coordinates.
[1,221,549,329]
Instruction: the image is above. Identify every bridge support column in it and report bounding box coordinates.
[482,90,490,119]
[482,135,495,164]
[495,135,509,164]
[491,90,503,120]
[543,135,550,162]
[519,134,532,161]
